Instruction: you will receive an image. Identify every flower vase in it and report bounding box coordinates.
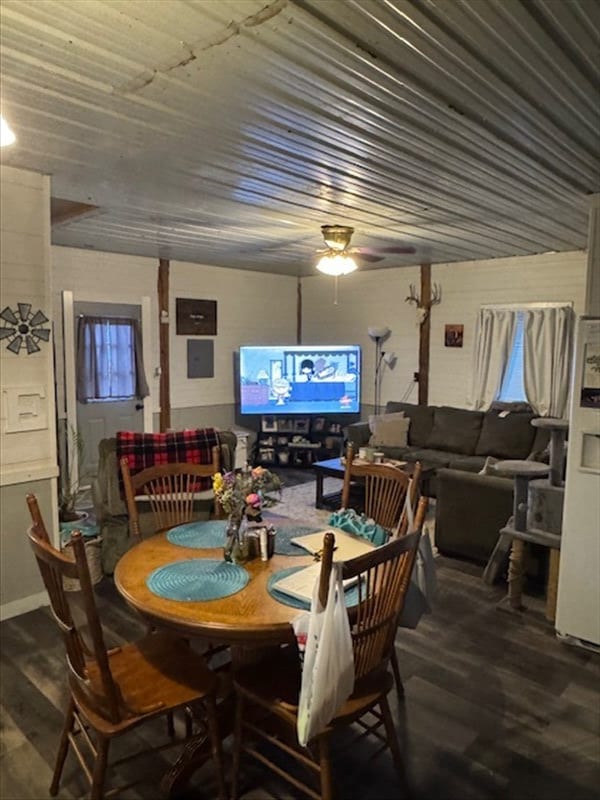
[224,512,248,564]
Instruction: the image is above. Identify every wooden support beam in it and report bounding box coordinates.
[158,258,171,432]
[418,263,431,405]
[297,278,302,344]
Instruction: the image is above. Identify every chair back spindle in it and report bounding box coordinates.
[342,443,410,533]
[120,445,221,537]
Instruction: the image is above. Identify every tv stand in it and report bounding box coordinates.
[255,415,344,468]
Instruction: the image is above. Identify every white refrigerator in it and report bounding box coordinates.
[555,316,600,649]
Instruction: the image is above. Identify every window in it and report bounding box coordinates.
[497,312,526,402]
[77,316,145,402]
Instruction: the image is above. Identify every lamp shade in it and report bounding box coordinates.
[316,254,358,276]
[368,326,390,340]
[382,351,396,366]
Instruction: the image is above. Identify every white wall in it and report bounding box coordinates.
[303,251,588,412]
[0,165,57,617]
[51,247,298,427]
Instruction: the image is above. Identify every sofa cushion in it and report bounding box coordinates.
[404,448,452,468]
[475,410,536,459]
[448,454,487,473]
[368,412,410,448]
[425,407,484,455]
[385,402,435,446]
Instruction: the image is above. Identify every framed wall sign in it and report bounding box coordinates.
[176,298,217,335]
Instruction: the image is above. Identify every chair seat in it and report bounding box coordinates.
[233,646,393,734]
[83,631,218,735]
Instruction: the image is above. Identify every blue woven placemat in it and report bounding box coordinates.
[273,525,322,556]
[267,566,360,610]
[167,520,228,549]
[146,559,249,601]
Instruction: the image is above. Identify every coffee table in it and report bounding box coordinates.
[312,457,433,509]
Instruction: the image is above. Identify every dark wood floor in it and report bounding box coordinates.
[2,536,599,799]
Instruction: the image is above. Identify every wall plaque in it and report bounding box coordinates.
[176,298,217,335]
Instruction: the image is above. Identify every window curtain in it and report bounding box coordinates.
[522,305,574,418]
[76,316,149,402]
[469,308,517,410]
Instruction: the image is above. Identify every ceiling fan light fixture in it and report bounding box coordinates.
[316,253,357,276]
[0,114,16,147]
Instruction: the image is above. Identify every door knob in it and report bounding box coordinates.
[135,402,144,410]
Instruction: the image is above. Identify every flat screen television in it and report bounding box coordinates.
[239,344,361,415]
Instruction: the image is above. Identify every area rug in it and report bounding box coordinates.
[268,478,339,528]
[269,478,438,552]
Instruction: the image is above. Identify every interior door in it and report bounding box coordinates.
[74,301,145,477]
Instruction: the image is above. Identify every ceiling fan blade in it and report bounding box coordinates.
[355,253,385,263]
[372,245,417,255]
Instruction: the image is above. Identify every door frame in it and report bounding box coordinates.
[62,290,154,487]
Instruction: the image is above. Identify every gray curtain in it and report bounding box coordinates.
[76,316,149,402]
[523,306,574,418]
[469,308,517,410]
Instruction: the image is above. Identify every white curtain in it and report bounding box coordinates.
[469,308,517,410]
[522,306,574,418]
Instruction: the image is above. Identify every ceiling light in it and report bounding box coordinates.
[0,115,16,147]
[316,253,357,276]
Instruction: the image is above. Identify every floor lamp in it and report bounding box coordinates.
[368,326,395,414]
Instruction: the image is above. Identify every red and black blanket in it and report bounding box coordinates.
[116,428,220,494]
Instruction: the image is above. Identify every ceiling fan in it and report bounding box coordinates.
[317,225,416,264]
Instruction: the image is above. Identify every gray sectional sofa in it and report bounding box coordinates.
[347,401,550,564]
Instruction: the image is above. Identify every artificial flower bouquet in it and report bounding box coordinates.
[212,465,281,522]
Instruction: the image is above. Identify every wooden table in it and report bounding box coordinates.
[115,531,313,647]
[312,456,434,509]
[114,523,316,795]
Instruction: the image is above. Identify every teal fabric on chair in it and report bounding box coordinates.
[328,508,388,546]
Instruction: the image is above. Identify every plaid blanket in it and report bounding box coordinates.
[116,428,220,494]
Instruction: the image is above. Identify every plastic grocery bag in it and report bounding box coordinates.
[295,563,355,747]
[396,490,437,629]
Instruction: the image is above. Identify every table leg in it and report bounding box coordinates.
[315,470,325,509]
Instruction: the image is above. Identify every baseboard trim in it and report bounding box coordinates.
[0,591,48,621]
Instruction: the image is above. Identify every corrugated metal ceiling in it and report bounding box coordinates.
[1,0,598,276]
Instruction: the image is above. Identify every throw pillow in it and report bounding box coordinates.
[368,412,410,448]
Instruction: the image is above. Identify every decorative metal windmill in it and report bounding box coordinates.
[0,303,51,354]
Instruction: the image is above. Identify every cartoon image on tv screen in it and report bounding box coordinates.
[240,345,360,415]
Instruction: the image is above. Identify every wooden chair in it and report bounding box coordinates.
[230,528,421,800]
[394,460,423,539]
[389,495,429,703]
[120,445,221,538]
[341,443,410,533]
[26,495,226,800]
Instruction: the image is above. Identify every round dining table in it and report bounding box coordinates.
[114,517,323,797]
[114,520,316,647]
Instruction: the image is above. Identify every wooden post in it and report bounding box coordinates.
[418,263,431,406]
[297,277,302,344]
[158,258,170,432]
